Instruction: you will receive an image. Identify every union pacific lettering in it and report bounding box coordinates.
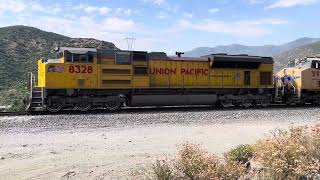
[149,68,209,76]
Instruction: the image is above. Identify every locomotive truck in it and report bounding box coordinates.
[25,47,320,112]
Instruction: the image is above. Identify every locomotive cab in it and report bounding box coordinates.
[37,47,98,89]
[277,57,320,104]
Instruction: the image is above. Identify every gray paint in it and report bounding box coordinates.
[131,94,217,106]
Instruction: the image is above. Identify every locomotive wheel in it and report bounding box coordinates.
[105,96,121,111]
[74,96,92,112]
[47,96,63,112]
[242,99,252,108]
[75,102,92,112]
[220,99,233,108]
[261,97,270,107]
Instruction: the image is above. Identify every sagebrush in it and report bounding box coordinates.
[143,125,320,180]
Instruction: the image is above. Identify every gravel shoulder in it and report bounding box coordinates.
[0,107,320,179]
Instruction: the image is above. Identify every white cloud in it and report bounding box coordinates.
[266,0,319,9]
[157,15,167,19]
[14,14,137,37]
[143,0,166,6]
[0,0,63,15]
[246,0,267,4]
[153,0,166,5]
[241,18,288,25]
[183,12,193,19]
[115,8,133,16]
[156,12,168,19]
[84,6,97,13]
[30,2,44,12]
[99,7,111,15]
[170,18,288,37]
[0,0,26,13]
[52,7,62,14]
[208,8,220,14]
[101,17,136,32]
[28,2,61,14]
[74,4,111,15]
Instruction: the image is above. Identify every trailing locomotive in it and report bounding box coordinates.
[277,57,320,105]
[25,47,318,112]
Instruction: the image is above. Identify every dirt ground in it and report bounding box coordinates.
[0,107,319,179]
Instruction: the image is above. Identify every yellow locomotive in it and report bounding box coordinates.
[276,57,320,105]
[27,47,274,112]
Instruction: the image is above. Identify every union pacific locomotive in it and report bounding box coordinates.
[25,47,320,112]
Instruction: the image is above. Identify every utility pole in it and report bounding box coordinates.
[124,37,136,50]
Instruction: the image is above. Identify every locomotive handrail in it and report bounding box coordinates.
[288,81,296,93]
[28,72,35,91]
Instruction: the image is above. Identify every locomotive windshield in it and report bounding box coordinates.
[294,60,311,68]
[65,51,94,63]
[311,60,320,69]
[53,47,97,63]
[289,58,320,69]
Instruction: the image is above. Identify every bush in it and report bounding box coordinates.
[152,159,174,180]
[149,143,246,180]
[0,87,28,112]
[142,125,320,180]
[176,143,223,179]
[225,144,253,165]
[253,125,320,179]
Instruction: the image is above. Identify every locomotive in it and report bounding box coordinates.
[25,47,320,112]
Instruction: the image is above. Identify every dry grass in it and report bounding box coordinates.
[150,143,246,180]
[142,125,320,180]
[253,125,320,179]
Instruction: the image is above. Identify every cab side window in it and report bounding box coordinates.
[133,52,147,62]
[73,54,80,62]
[79,54,87,62]
[65,51,94,63]
[65,51,73,62]
[88,53,94,63]
[312,61,320,69]
[115,52,131,65]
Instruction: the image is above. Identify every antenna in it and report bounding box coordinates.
[124,37,136,50]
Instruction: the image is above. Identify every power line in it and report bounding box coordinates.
[124,37,136,50]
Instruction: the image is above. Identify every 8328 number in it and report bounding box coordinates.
[69,65,93,73]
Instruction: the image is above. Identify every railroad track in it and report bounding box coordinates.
[0,104,319,117]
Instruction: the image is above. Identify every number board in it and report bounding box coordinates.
[69,65,93,74]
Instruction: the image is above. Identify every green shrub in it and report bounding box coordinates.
[0,86,28,112]
[225,144,253,165]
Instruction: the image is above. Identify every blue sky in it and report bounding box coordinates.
[0,0,319,54]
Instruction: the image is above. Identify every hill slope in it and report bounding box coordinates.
[0,25,118,90]
[273,41,320,71]
[184,37,320,57]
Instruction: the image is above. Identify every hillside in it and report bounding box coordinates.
[184,37,320,57]
[273,41,320,71]
[0,25,118,90]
